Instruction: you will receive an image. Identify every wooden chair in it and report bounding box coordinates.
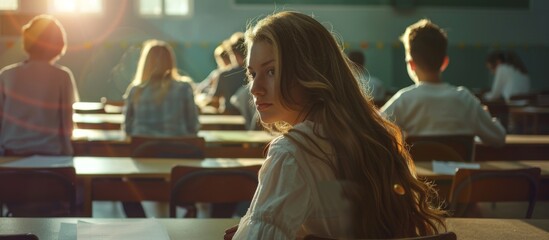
[169,165,260,218]
[303,231,457,240]
[0,167,76,217]
[95,136,205,217]
[406,135,475,162]
[408,141,464,162]
[131,136,206,159]
[0,234,39,240]
[449,167,541,218]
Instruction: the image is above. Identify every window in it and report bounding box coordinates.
[0,0,18,11]
[139,0,191,16]
[50,0,102,14]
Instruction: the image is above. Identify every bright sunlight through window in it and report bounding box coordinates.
[51,0,102,14]
[139,0,191,16]
[0,0,18,11]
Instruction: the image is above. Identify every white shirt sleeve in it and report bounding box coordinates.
[474,103,506,147]
[483,65,509,101]
[233,142,311,240]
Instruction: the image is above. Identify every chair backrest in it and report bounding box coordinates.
[408,141,464,162]
[0,234,39,240]
[131,136,206,158]
[303,231,457,240]
[406,135,475,162]
[169,165,260,217]
[536,94,549,107]
[0,167,76,217]
[449,167,541,218]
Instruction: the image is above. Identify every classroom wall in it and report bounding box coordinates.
[0,0,547,101]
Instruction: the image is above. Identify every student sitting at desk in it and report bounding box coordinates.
[123,39,199,137]
[225,11,447,240]
[204,32,247,115]
[381,19,506,147]
[0,15,79,156]
[122,40,200,217]
[483,50,530,103]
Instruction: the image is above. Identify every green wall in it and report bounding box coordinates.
[0,0,547,101]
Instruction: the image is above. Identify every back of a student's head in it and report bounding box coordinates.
[22,14,67,61]
[347,50,365,68]
[229,32,246,60]
[486,50,528,74]
[214,43,231,68]
[401,19,447,73]
[135,39,176,84]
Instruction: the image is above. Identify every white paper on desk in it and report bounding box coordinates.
[77,219,170,240]
[432,160,480,175]
[0,155,74,168]
[58,222,77,240]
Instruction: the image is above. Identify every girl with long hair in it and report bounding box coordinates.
[224,11,446,240]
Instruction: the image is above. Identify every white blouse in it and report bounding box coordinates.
[233,121,353,240]
[483,63,530,102]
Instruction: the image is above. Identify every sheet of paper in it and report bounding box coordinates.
[58,222,77,240]
[432,160,480,175]
[77,220,170,240]
[0,155,74,168]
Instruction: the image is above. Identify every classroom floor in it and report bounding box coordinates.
[92,201,549,219]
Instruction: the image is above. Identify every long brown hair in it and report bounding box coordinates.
[124,39,192,104]
[246,11,446,238]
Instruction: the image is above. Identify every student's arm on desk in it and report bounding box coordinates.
[475,104,506,147]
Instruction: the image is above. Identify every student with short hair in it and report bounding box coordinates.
[207,32,247,114]
[381,19,506,147]
[347,50,386,102]
[0,14,79,156]
[224,12,447,240]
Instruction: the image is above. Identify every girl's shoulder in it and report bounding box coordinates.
[267,121,333,161]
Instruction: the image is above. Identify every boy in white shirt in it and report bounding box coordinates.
[381,19,505,147]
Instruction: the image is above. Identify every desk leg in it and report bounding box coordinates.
[81,177,92,217]
[534,115,539,134]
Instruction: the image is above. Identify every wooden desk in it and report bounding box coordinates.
[415,160,549,201]
[73,113,246,130]
[72,102,105,114]
[0,218,547,240]
[2,156,547,217]
[476,135,549,161]
[0,157,264,217]
[71,129,276,158]
[509,106,549,134]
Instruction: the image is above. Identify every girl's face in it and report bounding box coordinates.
[486,62,497,74]
[247,41,303,125]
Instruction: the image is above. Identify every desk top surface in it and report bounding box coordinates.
[414,160,549,180]
[0,156,264,177]
[1,156,548,180]
[73,113,246,125]
[71,128,549,146]
[0,218,547,240]
[71,129,277,143]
